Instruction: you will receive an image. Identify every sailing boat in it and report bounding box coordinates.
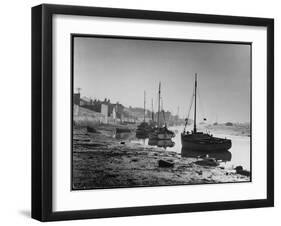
[181,74,232,151]
[136,91,152,138]
[149,82,175,140]
[213,114,218,126]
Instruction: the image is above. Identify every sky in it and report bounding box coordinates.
[73,36,251,123]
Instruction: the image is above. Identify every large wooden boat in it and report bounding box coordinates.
[181,74,232,151]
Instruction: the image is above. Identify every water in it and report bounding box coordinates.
[126,125,250,170]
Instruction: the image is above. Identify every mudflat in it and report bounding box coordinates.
[72,125,250,190]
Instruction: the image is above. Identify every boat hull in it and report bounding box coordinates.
[149,132,174,140]
[181,133,232,151]
[136,129,150,135]
[181,148,232,161]
[136,130,150,139]
[135,122,153,138]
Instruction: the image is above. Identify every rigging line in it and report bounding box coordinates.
[187,93,194,121]
[183,86,195,132]
[197,86,206,121]
[187,85,195,120]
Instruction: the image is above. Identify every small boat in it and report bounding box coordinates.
[136,91,153,138]
[149,126,175,140]
[181,74,232,151]
[136,122,152,137]
[148,82,175,140]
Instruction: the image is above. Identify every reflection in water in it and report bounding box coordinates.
[181,148,232,162]
[148,139,175,149]
[135,133,149,145]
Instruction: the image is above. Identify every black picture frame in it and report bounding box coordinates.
[32,4,274,222]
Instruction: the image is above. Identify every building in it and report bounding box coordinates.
[101,104,109,124]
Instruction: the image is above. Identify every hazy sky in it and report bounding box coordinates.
[73,36,251,123]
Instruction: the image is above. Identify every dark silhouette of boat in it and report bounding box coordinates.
[135,91,153,138]
[181,74,232,151]
[149,82,175,140]
[136,122,152,137]
[149,126,175,140]
[213,114,218,125]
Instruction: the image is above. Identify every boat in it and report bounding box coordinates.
[181,74,232,151]
[213,114,218,126]
[149,126,175,140]
[149,82,175,140]
[136,91,153,138]
[136,122,152,137]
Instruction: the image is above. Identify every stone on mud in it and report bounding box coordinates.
[86,126,97,133]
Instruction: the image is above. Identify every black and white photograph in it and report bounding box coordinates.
[71,35,252,190]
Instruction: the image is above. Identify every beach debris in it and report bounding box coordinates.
[86,126,97,133]
[76,142,105,148]
[235,166,243,171]
[235,166,251,177]
[73,138,90,142]
[158,159,174,167]
[196,170,203,175]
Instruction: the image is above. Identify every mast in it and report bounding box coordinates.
[194,73,197,133]
[157,82,161,127]
[144,91,146,122]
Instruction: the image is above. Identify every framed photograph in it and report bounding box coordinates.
[32,4,274,221]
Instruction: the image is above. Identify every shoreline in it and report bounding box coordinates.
[72,125,250,190]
